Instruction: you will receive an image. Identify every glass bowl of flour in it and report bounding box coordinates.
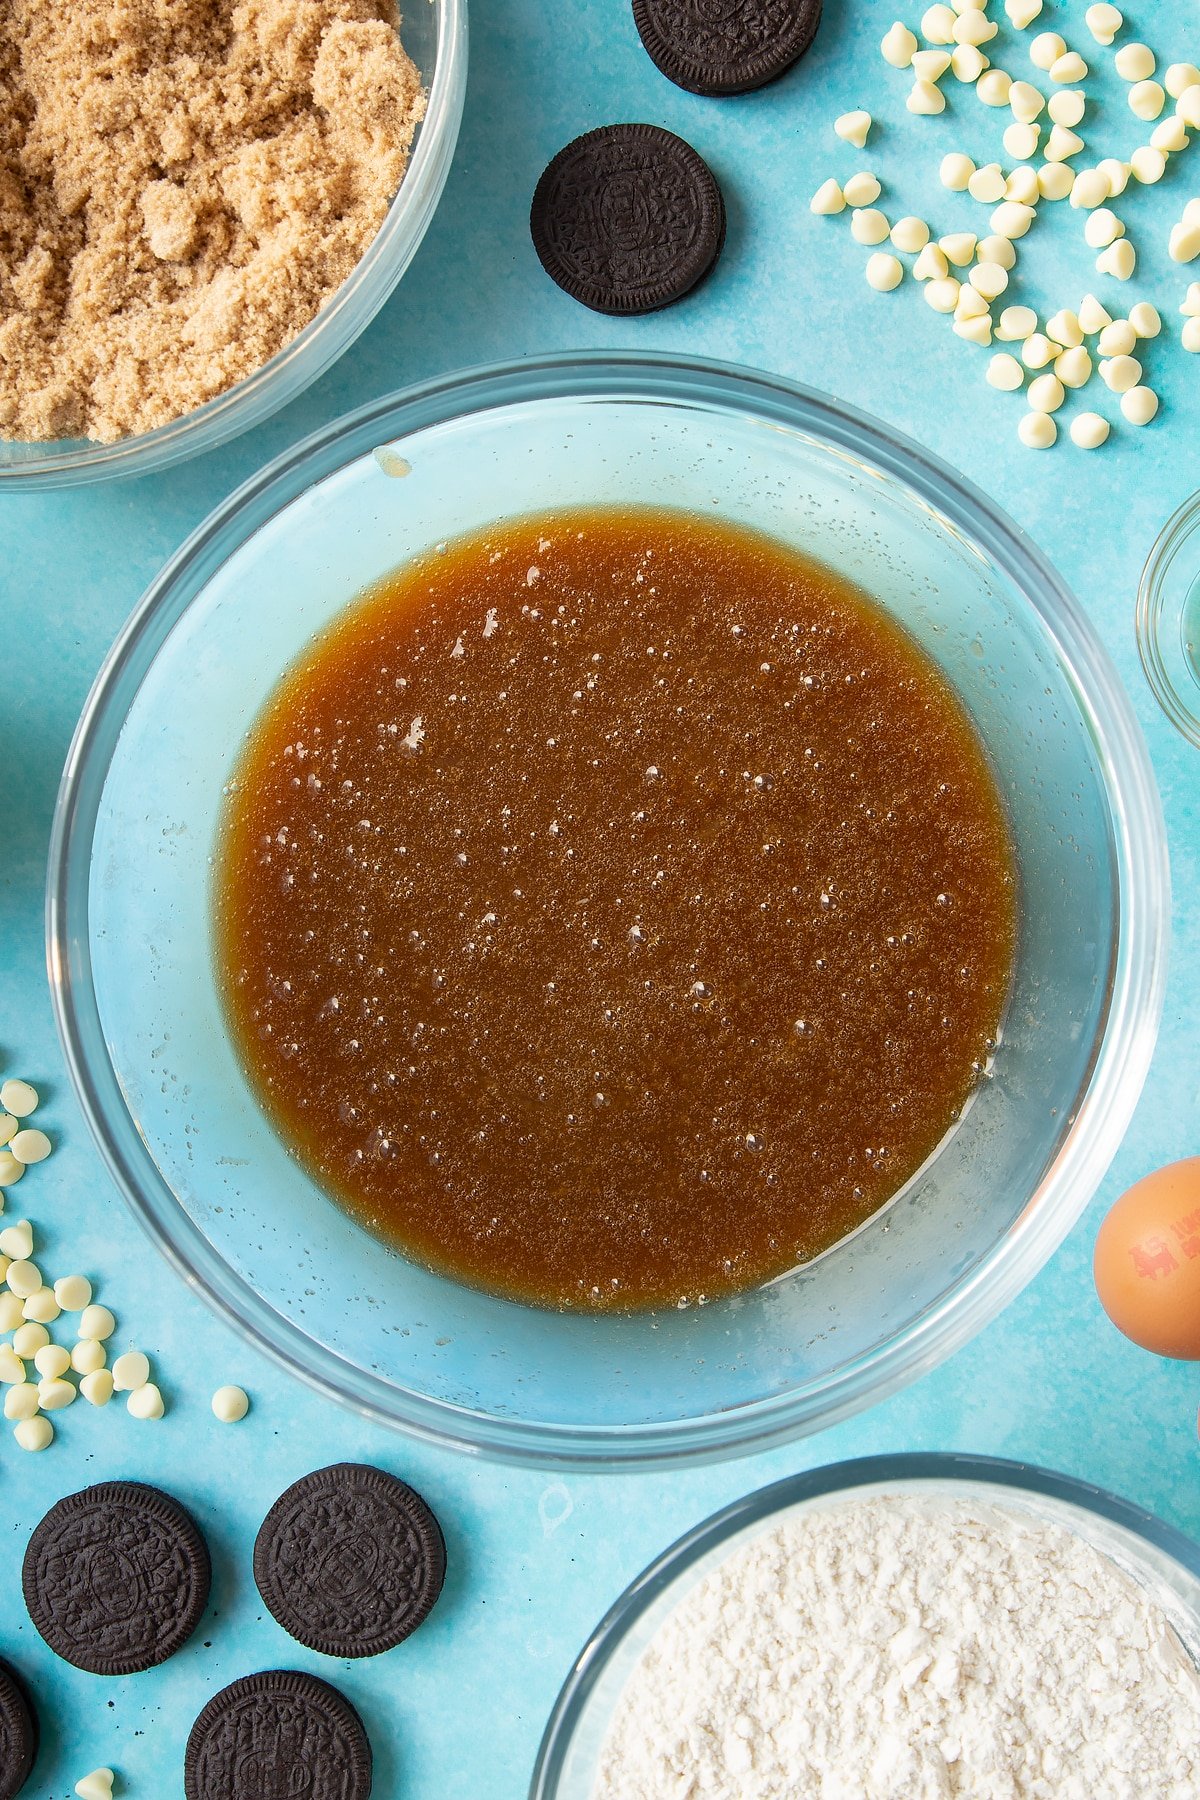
[532,1452,1200,1800]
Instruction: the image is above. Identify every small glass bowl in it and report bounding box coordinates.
[1138,490,1200,751]
[531,1452,1200,1798]
[0,0,466,489]
[48,354,1169,1469]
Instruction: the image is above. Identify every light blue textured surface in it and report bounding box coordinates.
[2,1,1199,1794]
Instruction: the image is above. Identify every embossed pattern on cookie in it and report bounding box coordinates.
[631,0,823,95]
[0,1658,37,1800]
[185,1670,372,1800]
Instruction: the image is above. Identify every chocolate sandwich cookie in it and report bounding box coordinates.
[530,124,726,315]
[22,1482,210,1675]
[254,1463,445,1658]
[632,0,823,94]
[0,1660,36,1800]
[185,1671,372,1800]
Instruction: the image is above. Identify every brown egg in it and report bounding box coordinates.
[1094,1158,1200,1360]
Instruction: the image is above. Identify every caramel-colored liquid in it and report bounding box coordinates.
[215,509,1017,1311]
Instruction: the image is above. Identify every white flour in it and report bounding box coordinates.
[593,1495,1200,1800]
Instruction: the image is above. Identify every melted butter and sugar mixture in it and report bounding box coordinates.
[215,509,1017,1311]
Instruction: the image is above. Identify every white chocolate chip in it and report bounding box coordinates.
[951,45,989,82]
[953,313,994,346]
[1005,0,1042,27]
[990,201,1035,239]
[1046,309,1083,347]
[914,243,949,281]
[912,49,952,83]
[112,1349,151,1392]
[79,1303,116,1341]
[1134,138,1171,179]
[1166,64,1200,99]
[844,171,882,206]
[1004,121,1041,160]
[1048,89,1086,127]
[14,1415,53,1451]
[1038,162,1075,200]
[987,352,1025,390]
[0,1081,38,1118]
[1169,220,1200,263]
[0,1293,22,1332]
[127,1381,165,1420]
[955,286,990,321]
[0,1346,26,1384]
[1029,32,1064,72]
[1028,373,1065,412]
[1129,81,1165,122]
[1071,168,1111,209]
[1078,293,1112,333]
[1018,411,1057,447]
[1098,318,1137,356]
[1096,158,1129,197]
[940,232,977,266]
[1009,80,1045,122]
[1182,284,1200,317]
[1100,353,1142,392]
[1085,208,1124,249]
[39,1376,76,1411]
[882,21,918,68]
[1085,5,1122,46]
[997,304,1038,340]
[54,1274,92,1311]
[75,1772,116,1800]
[0,1116,15,1148]
[810,179,845,215]
[0,1219,33,1259]
[1021,332,1057,368]
[1051,53,1088,85]
[835,111,873,148]
[1070,411,1110,447]
[6,1259,41,1299]
[976,70,1013,107]
[909,79,948,114]
[925,277,962,313]
[922,4,957,45]
[971,260,1010,299]
[969,163,1008,203]
[1046,125,1085,162]
[953,10,996,48]
[212,1384,250,1423]
[80,1368,115,1406]
[1115,42,1154,82]
[1097,238,1136,279]
[0,1152,25,1189]
[978,234,1017,269]
[12,1322,47,1358]
[851,208,891,246]
[891,216,930,253]
[941,153,976,191]
[23,1288,60,1325]
[34,1344,71,1380]
[9,1129,49,1165]
[1128,300,1161,338]
[865,252,904,292]
[1005,166,1040,206]
[71,1338,106,1375]
[3,1382,40,1422]
[1182,317,1200,351]
[1121,386,1158,424]
[1151,116,1189,154]
[1175,85,1200,129]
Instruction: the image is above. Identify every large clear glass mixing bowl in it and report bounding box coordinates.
[47,354,1169,1467]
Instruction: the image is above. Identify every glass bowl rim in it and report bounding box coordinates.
[1137,486,1200,751]
[46,350,1170,1469]
[529,1449,1200,1798]
[0,0,467,489]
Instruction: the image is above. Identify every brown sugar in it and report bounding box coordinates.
[215,508,1018,1313]
[0,0,425,443]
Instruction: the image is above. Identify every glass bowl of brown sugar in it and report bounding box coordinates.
[48,353,1169,1467]
[0,0,466,489]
